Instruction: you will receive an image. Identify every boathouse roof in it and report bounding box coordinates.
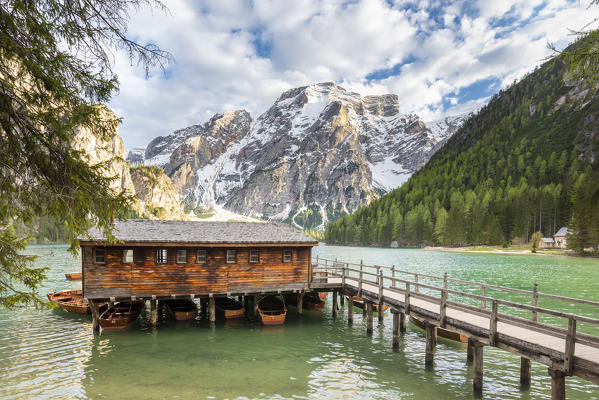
[554,227,569,237]
[81,220,318,245]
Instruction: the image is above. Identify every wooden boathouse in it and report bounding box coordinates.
[80,220,318,326]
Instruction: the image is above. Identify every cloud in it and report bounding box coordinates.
[107,0,599,149]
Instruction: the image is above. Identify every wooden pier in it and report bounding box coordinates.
[311,257,599,400]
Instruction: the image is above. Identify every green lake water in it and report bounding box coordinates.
[1,244,599,399]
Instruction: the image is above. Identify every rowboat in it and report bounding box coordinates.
[258,295,287,325]
[318,291,328,300]
[284,293,325,312]
[65,272,82,280]
[99,301,144,330]
[214,297,245,319]
[164,299,198,321]
[47,289,94,314]
[348,296,389,313]
[410,316,468,343]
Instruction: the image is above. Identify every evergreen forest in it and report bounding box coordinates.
[325,40,599,253]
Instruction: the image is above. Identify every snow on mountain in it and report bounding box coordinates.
[128,82,467,229]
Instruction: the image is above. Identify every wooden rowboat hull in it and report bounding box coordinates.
[318,292,328,300]
[259,311,287,325]
[348,296,388,313]
[99,301,144,330]
[215,297,245,319]
[164,299,198,321]
[410,317,468,343]
[65,272,82,280]
[58,302,89,314]
[258,296,287,326]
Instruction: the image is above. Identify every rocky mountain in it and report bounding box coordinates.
[128,82,466,229]
[73,107,185,220]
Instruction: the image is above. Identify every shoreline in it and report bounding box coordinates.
[423,245,568,256]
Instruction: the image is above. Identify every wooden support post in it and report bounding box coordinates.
[489,300,498,346]
[532,282,539,322]
[548,369,566,400]
[297,291,304,316]
[244,296,249,314]
[348,296,354,325]
[467,338,475,364]
[340,290,345,306]
[358,270,363,297]
[399,312,406,332]
[520,357,532,386]
[481,285,487,310]
[414,274,419,292]
[425,322,437,366]
[253,295,259,318]
[378,270,384,323]
[90,300,100,332]
[405,283,411,314]
[150,299,158,327]
[332,290,338,317]
[366,301,374,335]
[472,341,484,393]
[392,311,400,349]
[443,272,448,289]
[238,295,243,302]
[440,289,447,327]
[391,265,396,288]
[209,296,215,324]
[564,316,576,375]
[158,299,164,319]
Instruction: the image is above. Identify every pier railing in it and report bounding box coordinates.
[311,256,599,377]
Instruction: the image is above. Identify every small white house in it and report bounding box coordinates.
[553,227,570,249]
[538,237,555,249]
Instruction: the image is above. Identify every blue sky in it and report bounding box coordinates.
[109,0,599,150]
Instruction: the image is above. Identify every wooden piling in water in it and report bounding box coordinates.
[472,341,484,393]
[209,296,215,324]
[297,291,304,315]
[548,368,566,400]
[150,299,158,327]
[348,296,354,325]
[392,310,400,349]
[425,322,437,366]
[90,300,100,332]
[253,295,259,318]
[366,301,374,335]
[520,357,531,386]
[467,338,474,363]
[399,312,406,332]
[340,292,345,306]
[332,290,338,317]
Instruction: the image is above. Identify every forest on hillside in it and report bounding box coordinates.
[325,40,599,253]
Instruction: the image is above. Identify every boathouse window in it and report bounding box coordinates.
[95,249,106,264]
[177,249,187,264]
[250,249,259,263]
[156,248,168,264]
[123,249,133,263]
[197,249,206,263]
[226,249,236,263]
[283,249,292,262]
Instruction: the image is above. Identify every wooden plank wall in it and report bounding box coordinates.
[83,245,311,299]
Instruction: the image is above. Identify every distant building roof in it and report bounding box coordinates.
[81,220,318,245]
[541,238,555,243]
[554,227,569,237]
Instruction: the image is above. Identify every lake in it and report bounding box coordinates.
[1,244,599,399]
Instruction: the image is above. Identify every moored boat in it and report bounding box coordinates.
[214,297,245,319]
[410,316,468,343]
[258,295,287,325]
[65,272,82,280]
[318,291,328,300]
[47,289,95,314]
[164,299,198,321]
[348,296,388,313]
[99,301,144,330]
